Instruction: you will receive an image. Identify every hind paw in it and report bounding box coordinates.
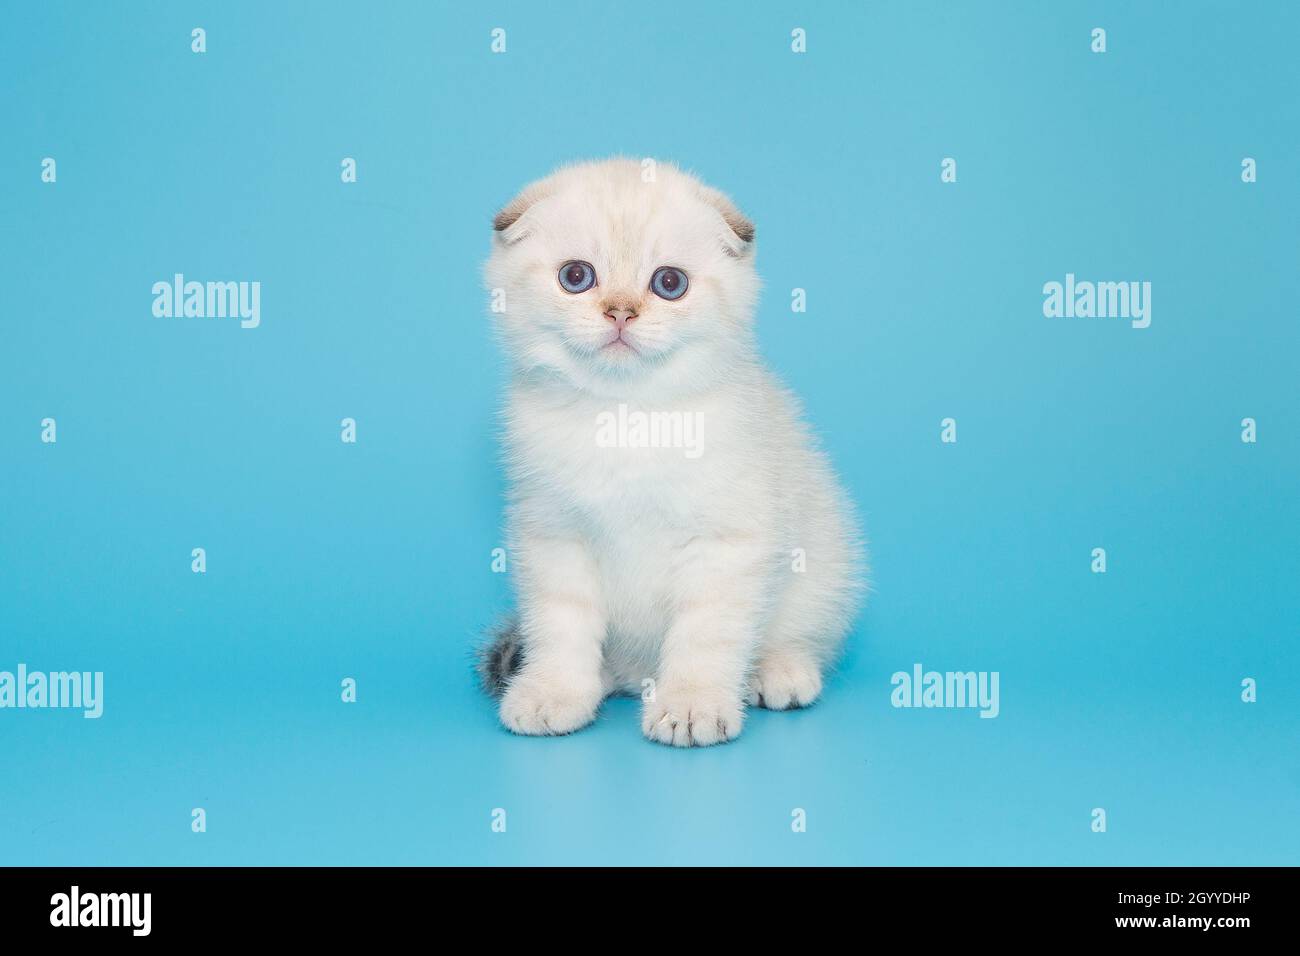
[746,654,823,710]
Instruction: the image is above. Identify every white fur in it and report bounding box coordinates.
[486,159,864,746]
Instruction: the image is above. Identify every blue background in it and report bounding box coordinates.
[1,1,1296,865]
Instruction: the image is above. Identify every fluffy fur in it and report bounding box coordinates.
[483,159,864,746]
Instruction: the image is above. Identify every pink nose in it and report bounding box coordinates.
[604,308,637,330]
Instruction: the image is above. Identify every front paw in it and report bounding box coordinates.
[499,675,601,736]
[641,684,744,747]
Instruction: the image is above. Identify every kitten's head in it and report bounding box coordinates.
[485,159,759,397]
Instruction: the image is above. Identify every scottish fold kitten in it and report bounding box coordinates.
[481,159,864,746]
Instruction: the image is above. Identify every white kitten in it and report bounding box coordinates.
[481,159,864,747]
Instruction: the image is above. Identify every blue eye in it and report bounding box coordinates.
[651,266,688,301]
[558,261,596,293]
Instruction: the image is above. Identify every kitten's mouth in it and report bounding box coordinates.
[601,335,640,355]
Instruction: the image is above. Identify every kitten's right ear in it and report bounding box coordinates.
[698,185,756,257]
[492,183,549,244]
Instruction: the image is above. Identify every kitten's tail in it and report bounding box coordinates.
[477,616,525,698]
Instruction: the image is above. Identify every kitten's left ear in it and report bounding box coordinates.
[700,186,755,255]
[492,182,550,244]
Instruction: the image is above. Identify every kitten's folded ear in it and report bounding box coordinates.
[699,186,756,256]
[492,182,550,244]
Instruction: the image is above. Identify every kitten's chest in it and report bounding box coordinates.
[515,403,712,527]
[505,388,760,641]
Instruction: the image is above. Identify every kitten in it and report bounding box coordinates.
[481,159,864,747]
